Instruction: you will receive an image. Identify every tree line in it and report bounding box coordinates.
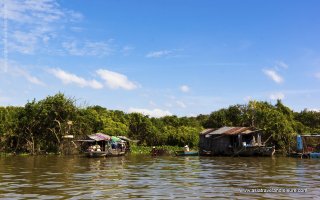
[0,93,319,154]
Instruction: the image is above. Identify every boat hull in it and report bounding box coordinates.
[175,151,199,156]
[84,151,107,158]
[200,146,275,157]
[236,146,275,157]
[106,149,126,157]
[309,152,320,158]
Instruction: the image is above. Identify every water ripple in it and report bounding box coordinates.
[0,156,319,199]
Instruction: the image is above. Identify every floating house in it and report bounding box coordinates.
[199,126,275,156]
[76,133,130,157]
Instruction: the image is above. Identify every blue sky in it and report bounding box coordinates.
[1,0,320,117]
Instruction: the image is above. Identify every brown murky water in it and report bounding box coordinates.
[0,155,319,199]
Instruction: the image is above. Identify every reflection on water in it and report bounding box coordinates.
[0,155,319,199]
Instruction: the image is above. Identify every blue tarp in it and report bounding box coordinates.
[297,135,303,151]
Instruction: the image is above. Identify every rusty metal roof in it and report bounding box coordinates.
[206,126,258,136]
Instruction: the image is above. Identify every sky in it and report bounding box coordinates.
[1,0,320,117]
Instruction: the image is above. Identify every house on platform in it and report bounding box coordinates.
[199,126,275,156]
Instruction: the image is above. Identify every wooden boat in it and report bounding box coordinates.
[200,150,212,156]
[234,146,275,157]
[84,151,107,158]
[79,134,130,158]
[175,150,199,156]
[106,149,126,157]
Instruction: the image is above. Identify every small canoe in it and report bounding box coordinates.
[84,151,107,158]
[310,152,320,158]
[175,151,199,156]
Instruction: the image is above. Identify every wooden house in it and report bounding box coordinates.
[199,126,275,156]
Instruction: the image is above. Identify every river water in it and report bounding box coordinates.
[0,155,319,199]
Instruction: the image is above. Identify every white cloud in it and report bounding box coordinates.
[62,40,114,56]
[2,0,64,23]
[149,101,157,106]
[66,10,84,22]
[1,0,82,55]
[0,59,8,72]
[48,68,103,89]
[307,108,320,112]
[275,60,288,69]
[9,30,40,54]
[263,69,283,84]
[180,85,190,93]
[146,50,172,58]
[165,103,173,108]
[0,59,45,85]
[176,100,186,108]
[14,68,45,86]
[186,113,197,117]
[243,96,252,102]
[96,69,138,90]
[70,26,83,32]
[0,96,11,103]
[269,92,285,100]
[315,72,320,79]
[128,108,172,118]
[122,46,134,56]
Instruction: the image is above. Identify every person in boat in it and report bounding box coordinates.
[120,143,125,152]
[151,146,157,156]
[184,145,190,152]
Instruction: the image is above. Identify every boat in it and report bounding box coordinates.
[84,151,107,158]
[288,135,320,159]
[175,150,199,156]
[233,145,275,157]
[77,133,130,158]
[310,152,320,158]
[106,149,126,157]
[105,136,128,156]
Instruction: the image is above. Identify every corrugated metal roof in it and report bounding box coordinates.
[207,126,258,136]
[87,133,111,141]
[117,136,132,141]
[224,127,251,135]
[200,128,216,135]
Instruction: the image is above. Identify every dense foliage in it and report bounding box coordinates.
[0,93,319,154]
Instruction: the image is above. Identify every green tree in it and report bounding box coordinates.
[128,113,154,145]
[0,106,22,152]
[295,109,320,133]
